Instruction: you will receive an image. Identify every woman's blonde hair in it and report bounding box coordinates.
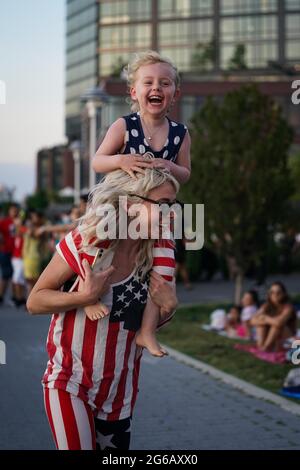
[124,50,180,112]
[77,160,180,279]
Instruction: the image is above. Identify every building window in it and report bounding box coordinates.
[158,0,213,18]
[99,23,151,50]
[286,13,300,60]
[67,23,97,51]
[66,76,96,101]
[66,100,81,117]
[220,0,277,14]
[285,0,300,10]
[100,0,152,24]
[66,41,96,68]
[158,47,195,72]
[66,59,96,84]
[67,4,97,34]
[159,19,214,72]
[220,15,278,68]
[67,0,96,18]
[159,19,212,45]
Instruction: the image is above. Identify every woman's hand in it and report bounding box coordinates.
[119,154,154,179]
[149,271,178,314]
[78,259,115,305]
[84,301,110,321]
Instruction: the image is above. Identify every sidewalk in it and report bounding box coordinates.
[0,304,299,450]
[176,272,300,305]
[132,351,300,450]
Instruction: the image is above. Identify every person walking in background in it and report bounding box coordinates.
[23,210,49,294]
[0,203,19,305]
[11,213,27,307]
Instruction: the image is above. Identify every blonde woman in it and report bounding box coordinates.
[26,167,179,450]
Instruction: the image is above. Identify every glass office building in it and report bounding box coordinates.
[65,0,300,141]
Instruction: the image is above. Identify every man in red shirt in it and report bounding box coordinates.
[0,204,19,304]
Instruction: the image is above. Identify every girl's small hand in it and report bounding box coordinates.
[150,158,170,171]
[84,301,110,321]
[119,154,154,179]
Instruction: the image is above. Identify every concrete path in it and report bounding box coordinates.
[0,304,299,450]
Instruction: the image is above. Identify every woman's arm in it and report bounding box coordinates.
[249,303,267,326]
[264,305,294,328]
[26,254,115,315]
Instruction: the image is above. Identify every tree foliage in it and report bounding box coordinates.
[181,84,293,299]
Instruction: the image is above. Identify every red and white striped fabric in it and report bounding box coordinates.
[42,227,175,421]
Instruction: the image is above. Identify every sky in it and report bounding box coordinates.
[0,0,66,201]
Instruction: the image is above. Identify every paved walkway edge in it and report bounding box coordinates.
[163,344,300,417]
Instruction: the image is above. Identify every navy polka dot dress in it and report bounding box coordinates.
[119,111,186,288]
[121,111,187,162]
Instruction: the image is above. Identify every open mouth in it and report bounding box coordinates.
[148,95,164,105]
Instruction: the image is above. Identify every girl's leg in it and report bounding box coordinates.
[136,296,168,356]
[135,239,175,357]
[94,416,132,451]
[43,388,96,450]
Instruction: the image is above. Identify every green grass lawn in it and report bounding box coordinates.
[157,303,298,397]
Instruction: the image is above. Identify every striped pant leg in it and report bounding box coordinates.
[43,387,96,450]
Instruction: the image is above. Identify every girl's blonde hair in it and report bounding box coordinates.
[124,50,180,113]
[78,159,180,280]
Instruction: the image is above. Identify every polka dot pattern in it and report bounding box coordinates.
[122,112,187,163]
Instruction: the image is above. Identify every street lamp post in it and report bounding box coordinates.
[80,87,109,189]
[70,140,81,205]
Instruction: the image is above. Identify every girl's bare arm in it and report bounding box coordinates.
[163,130,191,184]
[92,118,154,176]
[92,118,126,173]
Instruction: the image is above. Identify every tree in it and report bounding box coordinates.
[191,38,217,72]
[228,43,247,71]
[181,84,293,302]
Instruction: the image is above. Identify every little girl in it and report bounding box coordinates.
[89,50,191,357]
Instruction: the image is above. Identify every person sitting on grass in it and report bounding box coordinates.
[238,290,259,339]
[250,281,297,352]
[225,305,242,338]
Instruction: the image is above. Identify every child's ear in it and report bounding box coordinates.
[173,88,181,102]
[130,86,137,100]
